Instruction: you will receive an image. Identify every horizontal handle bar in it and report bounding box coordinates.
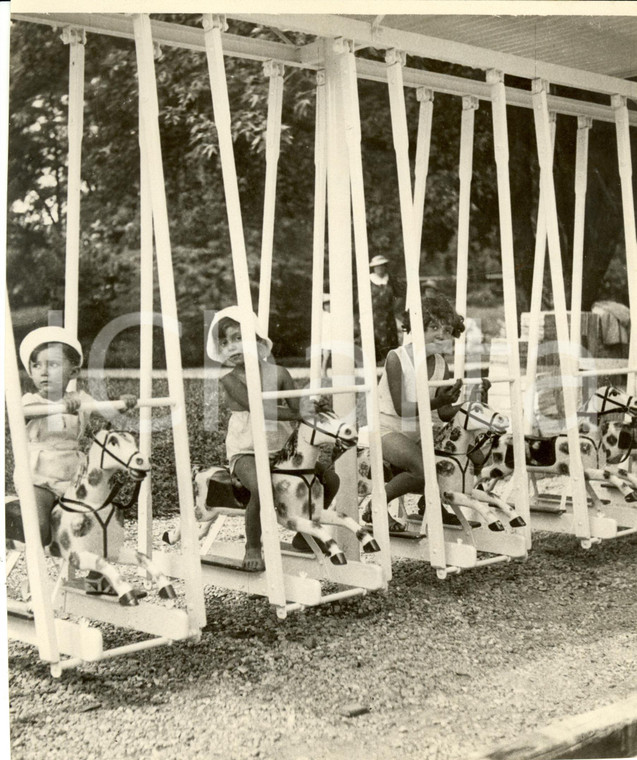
[262,384,371,400]
[21,397,175,418]
[578,367,637,378]
[428,376,517,388]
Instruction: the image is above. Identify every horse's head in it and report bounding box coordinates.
[299,410,358,459]
[89,430,150,481]
[583,386,637,419]
[455,401,510,435]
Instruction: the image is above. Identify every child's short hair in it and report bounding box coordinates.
[401,294,465,339]
[30,341,82,368]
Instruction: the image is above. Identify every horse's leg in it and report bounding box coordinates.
[283,516,346,565]
[468,488,526,527]
[442,491,505,531]
[117,547,177,599]
[69,550,140,606]
[586,468,637,502]
[317,508,381,553]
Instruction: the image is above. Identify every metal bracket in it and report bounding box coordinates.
[385,48,406,67]
[332,37,354,55]
[532,78,551,96]
[486,69,504,85]
[611,94,627,110]
[153,42,163,61]
[316,69,326,87]
[416,87,434,103]
[202,14,228,33]
[263,60,285,79]
[60,27,86,46]
[462,95,479,111]
[577,115,593,130]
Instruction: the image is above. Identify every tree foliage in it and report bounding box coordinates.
[7,15,634,365]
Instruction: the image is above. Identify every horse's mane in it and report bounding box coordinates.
[271,427,299,467]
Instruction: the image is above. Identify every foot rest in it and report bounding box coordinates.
[201,555,263,573]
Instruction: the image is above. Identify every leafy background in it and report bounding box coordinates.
[7,15,634,367]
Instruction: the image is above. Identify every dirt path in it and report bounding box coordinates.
[7,527,637,760]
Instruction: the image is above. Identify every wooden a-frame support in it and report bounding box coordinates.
[153,16,389,618]
[380,51,529,576]
[518,82,637,546]
[5,15,207,676]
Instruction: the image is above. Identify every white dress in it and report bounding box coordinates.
[377,346,446,442]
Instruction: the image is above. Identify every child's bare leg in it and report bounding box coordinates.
[233,456,265,572]
[377,433,425,529]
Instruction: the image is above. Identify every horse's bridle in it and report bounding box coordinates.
[90,431,148,477]
[300,414,357,460]
[57,432,148,556]
[582,387,636,419]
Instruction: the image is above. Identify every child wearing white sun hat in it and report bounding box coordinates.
[7,326,136,550]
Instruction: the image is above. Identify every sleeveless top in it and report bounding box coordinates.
[18,390,93,496]
[377,346,446,441]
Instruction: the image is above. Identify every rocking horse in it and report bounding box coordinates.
[357,395,527,532]
[163,410,381,565]
[49,429,176,606]
[479,385,637,500]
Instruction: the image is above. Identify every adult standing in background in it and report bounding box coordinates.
[369,255,399,364]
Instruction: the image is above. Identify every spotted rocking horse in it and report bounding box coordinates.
[49,429,176,606]
[357,391,527,532]
[163,410,380,565]
[478,385,637,501]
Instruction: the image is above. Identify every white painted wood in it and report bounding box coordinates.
[258,61,285,333]
[61,27,85,350]
[488,70,531,542]
[612,96,637,397]
[133,14,206,629]
[200,14,287,608]
[324,39,359,561]
[385,48,447,569]
[309,71,327,390]
[524,113,556,434]
[454,96,478,383]
[413,87,434,259]
[570,118,592,357]
[531,78,589,540]
[336,39,391,577]
[5,297,60,665]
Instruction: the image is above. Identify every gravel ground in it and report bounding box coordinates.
[7,518,637,760]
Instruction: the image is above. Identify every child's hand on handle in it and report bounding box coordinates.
[119,394,138,410]
[63,392,82,413]
[437,378,463,406]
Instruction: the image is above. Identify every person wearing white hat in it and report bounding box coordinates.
[7,326,137,554]
[369,255,399,362]
[207,307,302,570]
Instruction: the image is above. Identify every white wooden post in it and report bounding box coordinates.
[612,95,637,397]
[137,103,154,558]
[201,14,286,605]
[257,60,284,333]
[413,87,434,260]
[570,117,591,356]
[488,70,531,539]
[531,78,588,539]
[386,48,446,568]
[324,39,358,559]
[61,26,85,389]
[309,70,327,390]
[454,95,478,383]
[133,14,206,629]
[524,113,556,433]
[337,39,391,576]
[5,297,60,664]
